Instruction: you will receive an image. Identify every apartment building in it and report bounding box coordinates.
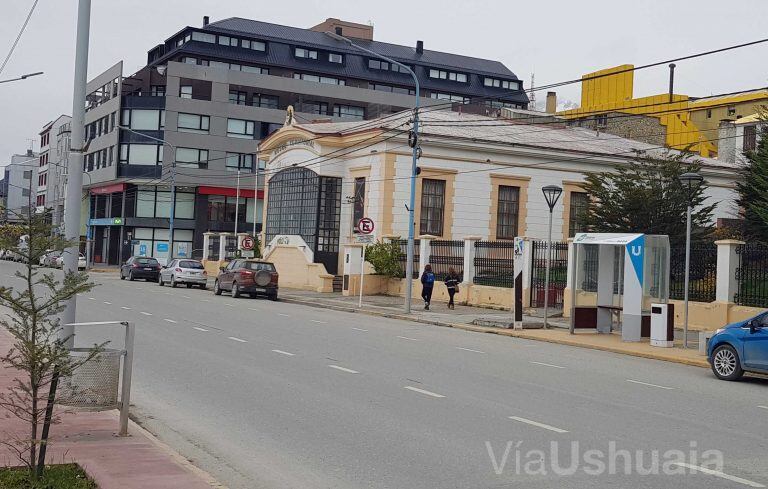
[2,150,39,222]
[37,115,72,228]
[81,16,528,265]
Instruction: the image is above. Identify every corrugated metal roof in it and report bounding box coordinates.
[292,110,737,169]
[205,17,517,79]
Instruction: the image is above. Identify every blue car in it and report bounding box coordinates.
[707,312,768,380]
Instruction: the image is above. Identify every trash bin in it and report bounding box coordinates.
[57,348,122,410]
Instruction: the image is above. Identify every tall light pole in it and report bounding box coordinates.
[324,31,421,313]
[678,172,703,348]
[117,126,176,264]
[60,0,90,348]
[541,185,563,329]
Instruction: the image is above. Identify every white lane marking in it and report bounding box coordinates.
[671,463,765,488]
[228,336,247,343]
[103,301,112,305]
[456,347,486,354]
[193,327,208,332]
[202,299,210,302]
[121,306,131,310]
[224,303,235,307]
[311,319,327,324]
[182,295,190,299]
[626,379,674,390]
[758,405,768,411]
[272,349,295,356]
[164,292,172,295]
[140,311,153,316]
[396,335,419,341]
[404,386,445,398]
[163,318,177,324]
[88,297,96,300]
[328,365,359,374]
[509,416,569,434]
[248,307,260,312]
[530,361,565,369]
[278,313,290,317]
[352,327,368,332]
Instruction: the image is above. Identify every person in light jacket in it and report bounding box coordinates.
[444,267,460,310]
[420,264,435,310]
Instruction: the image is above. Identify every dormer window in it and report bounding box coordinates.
[429,69,468,83]
[483,77,521,90]
[329,53,343,64]
[295,48,318,59]
[242,39,266,51]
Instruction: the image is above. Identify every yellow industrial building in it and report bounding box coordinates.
[558,64,768,157]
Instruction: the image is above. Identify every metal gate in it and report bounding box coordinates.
[530,240,569,309]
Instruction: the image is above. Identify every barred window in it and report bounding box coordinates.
[420,179,445,236]
[569,192,589,237]
[496,185,519,240]
[353,177,365,231]
[744,125,757,152]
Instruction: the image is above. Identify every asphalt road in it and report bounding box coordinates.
[2,260,768,489]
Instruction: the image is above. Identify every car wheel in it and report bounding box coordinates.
[120,270,125,280]
[231,282,241,299]
[199,284,207,290]
[711,344,744,381]
[186,283,192,289]
[170,275,177,288]
[128,271,135,281]
[158,275,164,286]
[213,280,222,295]
[268,291,278,301]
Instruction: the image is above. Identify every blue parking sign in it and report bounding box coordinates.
[139,244,147,256]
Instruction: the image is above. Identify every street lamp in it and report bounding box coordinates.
[542,185,563,328]
[325,30,421,314]
[678,171,704,348]
[0,71,43,85]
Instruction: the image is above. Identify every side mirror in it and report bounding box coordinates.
[219,265,227,271]
[749,320,760,334]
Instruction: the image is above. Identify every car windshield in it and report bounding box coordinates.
[243,262,275,272]
[179,260,203,269]
[135,258,158,265]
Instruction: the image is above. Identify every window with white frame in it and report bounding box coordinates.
[177,113,209,134]
[179,85,192,99]
[483,77,521,90]
[191,32,215,43]
[295,48,318,59]
[218,35,236,47]
[175,147,209,168]
[227,118,256,139]
[241,39,266,51]
[428,69,468,82]
[329,53,343,63]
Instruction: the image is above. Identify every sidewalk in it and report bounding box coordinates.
[280,290,710,369]
[0,328,225,489]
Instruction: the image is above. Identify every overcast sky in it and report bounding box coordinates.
[1,0,766,165]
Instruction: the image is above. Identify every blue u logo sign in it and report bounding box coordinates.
[631,245,642,256]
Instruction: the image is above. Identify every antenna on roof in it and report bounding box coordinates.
[529,73,536,110]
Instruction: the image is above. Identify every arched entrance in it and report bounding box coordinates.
[265,167,342,274]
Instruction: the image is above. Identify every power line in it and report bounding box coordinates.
[0,0,40,76]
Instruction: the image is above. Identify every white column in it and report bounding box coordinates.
[715,239,744,302]
[462,236,481,285]
[418,235,435,276]
[520,237,532,307]
[202,232,214,261]
[565,238,575,289]
[218,232,230,261]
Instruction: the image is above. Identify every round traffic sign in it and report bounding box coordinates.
[357,217,375,234]
[242,236,255,250]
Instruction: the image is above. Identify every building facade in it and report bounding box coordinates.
[259,110,740,276]
[557,64,768,158]
[2,151,39,222]
[80,16,527,265]
[718,113,766,165]
[37,115,72,228]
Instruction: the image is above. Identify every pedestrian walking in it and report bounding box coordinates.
[445,267,460,309]
[421,264,435,310]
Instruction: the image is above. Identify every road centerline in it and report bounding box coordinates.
[193,327,208,332]
[671,462,765,488]
[228,336,247,343]
[272,349,295,356]
[456,347,486,354]
[328,365,359,374]
[164,318,177,323]
[351,327,368,332]
[404,386,445,398]
[530,361,565,369]
[396,335,419,341]
[626,379,674,390]
[140,311,153,316]
[509,416,569,433]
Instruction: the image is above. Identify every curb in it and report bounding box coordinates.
[280,295,710,369]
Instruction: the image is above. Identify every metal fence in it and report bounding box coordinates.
[397,239,420,278]
[473,240,515,288]
[735,243,768,307]
[530,240,569,308]
[669,243,717,302]
[429,240,464,281]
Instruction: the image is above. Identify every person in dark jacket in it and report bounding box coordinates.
[444,267,460,309]
[420,264,435,310]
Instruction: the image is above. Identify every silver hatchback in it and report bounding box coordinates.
[158,259,208,289]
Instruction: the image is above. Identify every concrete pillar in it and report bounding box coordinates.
[462,236,481,285]
[715,239,744,303]
[418,235,436,276]
[202,232,214,261]
[219,232,231,261]
[520,237,532,307]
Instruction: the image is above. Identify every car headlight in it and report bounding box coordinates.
[715,328,725,334]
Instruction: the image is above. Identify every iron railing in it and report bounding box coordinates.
[670,243,717,302]
[530,240,569,308]
[735,243,768,307]
[429,240,464,281]
[397,239,420,278]
[473,240,515,288]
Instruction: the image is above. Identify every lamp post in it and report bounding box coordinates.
[117,126,176,264]
[324,30,421,313]
[541,185,563,328]
[678,172,703,348]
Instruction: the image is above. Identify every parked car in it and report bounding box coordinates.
[159,259,207,289]
[40,250,61,267]
[120,256,161,282]
[213,259,278,300]
[52,252,86,270]
[707,311,768,380]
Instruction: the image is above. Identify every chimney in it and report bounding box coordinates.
[545,91,557,114]
[203,16,209,27]
[335,26,342,35]
[416,40,424,54]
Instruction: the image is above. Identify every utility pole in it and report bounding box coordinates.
[60,0,90,348]
[168,159,176,264]
[234,168,241,238]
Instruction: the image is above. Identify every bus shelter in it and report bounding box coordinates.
[569,233,670,342]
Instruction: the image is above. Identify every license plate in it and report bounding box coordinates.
[144,267,153,271]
